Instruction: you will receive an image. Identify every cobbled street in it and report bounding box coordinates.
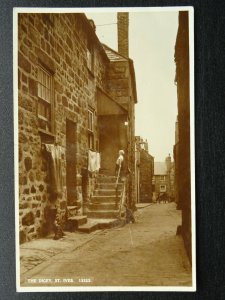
[21,203,192,287]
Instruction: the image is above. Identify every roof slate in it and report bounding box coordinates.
[102,44,127,62]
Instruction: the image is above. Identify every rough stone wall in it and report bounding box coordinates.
[173,143,179,204]
[168,163,175,199]
[175,11,191,261]
[139,150,154,203]
[18,13,108,243]
[107,61,130,110]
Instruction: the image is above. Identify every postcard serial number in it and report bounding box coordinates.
[78,278,92,283]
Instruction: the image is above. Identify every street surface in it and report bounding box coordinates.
[21,203,192,287]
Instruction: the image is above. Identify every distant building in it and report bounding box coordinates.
[135,137,154,203]
[152,154,174,202]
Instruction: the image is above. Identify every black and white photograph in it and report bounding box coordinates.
[14,7,195,292]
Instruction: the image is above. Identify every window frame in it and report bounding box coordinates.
[88,109,94,132]
[87,108,95,150]
[160,185,166,192]
[37,65,54,134]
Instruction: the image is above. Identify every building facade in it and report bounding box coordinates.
[18,13,137,243]
[152,155,174,202]
[173,116,179,205]
[174,11,191,261]
[135,137,154,203]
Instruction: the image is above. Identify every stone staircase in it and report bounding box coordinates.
[66,175,124,233]
[87,175,123,218]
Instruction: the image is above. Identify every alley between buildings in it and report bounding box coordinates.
[21,202,192,287]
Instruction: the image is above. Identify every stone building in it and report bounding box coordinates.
[135,137,154,203]
[173,116,179,205]
[152,155,174,202]
[99,13,137,208]
[18,12,137,243]
[174,11,191,261]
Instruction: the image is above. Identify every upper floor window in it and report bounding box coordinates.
[88,109,94,131]
[37,66,52,133]
[160,175,166,181]
[88,109,94,150]
[160,185,166,192]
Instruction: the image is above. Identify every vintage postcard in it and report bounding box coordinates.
[14,6,195,292]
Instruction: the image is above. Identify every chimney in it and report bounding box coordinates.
[165,154,172,171]
[117,13,129,57]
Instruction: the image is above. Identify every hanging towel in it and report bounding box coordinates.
[88,150,97,172]
[44,144,63,195]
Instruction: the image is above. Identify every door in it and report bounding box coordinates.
[66,120,77,205]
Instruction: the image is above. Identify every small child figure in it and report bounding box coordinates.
[124,204,135,224]
[53,219,64,240]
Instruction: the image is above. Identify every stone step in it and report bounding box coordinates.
[96,183,123,190]
[87,210,119,218]
[89,203,118,210]
[91,195,119,203]
[66,215,87,231]
[97,176,117,183]
[67,205,78,218]
[77,221,99,233]
[74,200,82,209]
[93,189,121,196]
[77,218,121,233]
[97,218,122,229]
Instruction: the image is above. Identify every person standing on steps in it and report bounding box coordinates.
[115,150,125,181]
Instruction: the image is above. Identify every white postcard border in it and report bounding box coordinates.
[14,6,195,292]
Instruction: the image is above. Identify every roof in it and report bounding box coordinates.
[102,44,127,62]
[79,14,109,63]
[154,162,167,175]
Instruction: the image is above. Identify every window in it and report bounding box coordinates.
[160,175,166,181]
[37,66,52,132]
[88,134,94,150]
[88,109,94,131]
[160,185,166,192]
[88,109,94,150]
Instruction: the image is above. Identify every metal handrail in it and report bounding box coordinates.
[119,180,126,218]
[115,164,127,218]
[115,164,121,188]
[115,164,121,210]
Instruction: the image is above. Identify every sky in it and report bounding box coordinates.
[86,11,178,161]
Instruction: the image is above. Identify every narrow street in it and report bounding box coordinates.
[21,203,192,287]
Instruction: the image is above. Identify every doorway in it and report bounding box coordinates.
[66,119,77,205]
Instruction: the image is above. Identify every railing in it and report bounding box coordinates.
[118,180,126,218]
[115,164,127,218]
[115,164,121,188]
[115,164,121,211]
